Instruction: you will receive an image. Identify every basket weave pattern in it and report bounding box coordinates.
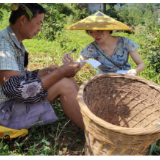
[78,73,160,155]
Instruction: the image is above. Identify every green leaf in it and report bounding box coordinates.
[149,142,156,155]
[76,138,81,142]
[3,144,9,151]
[0,142,3,148]
[41,139,50,146]
[4,131,11,135]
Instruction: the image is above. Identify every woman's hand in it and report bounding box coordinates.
[126,69,137,76]
[129,50,145,75]
[62,54,74,64]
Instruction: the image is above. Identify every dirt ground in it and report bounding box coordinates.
[50,121,85,155]
[6,120,85,155]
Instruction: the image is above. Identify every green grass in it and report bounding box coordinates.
[24,29,97,85]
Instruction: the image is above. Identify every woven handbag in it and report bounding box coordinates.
[77,73,160,155]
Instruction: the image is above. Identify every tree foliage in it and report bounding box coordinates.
[0,3,61,18]
[38,3,91,41]
[0,3,91,41]
[105,3,160,31]
[142,28,160,74]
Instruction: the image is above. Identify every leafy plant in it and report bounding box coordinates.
[0,140,10,155]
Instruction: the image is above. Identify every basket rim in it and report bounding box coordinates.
[77,73,160,135]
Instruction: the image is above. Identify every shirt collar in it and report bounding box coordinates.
[6,26,26,52]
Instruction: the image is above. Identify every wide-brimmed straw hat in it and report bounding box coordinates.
[66,11,131,31]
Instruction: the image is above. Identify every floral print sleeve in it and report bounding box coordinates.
[80,43,98,59]
[125,38,139,52]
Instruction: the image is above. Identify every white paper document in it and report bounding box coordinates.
[116,70,135,76]
[82,59,101,68]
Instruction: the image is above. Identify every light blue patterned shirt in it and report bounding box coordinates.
[80,37,139,74]
[0,26,26,104]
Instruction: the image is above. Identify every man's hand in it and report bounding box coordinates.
[58,62,81,78]
[47,65,59,73]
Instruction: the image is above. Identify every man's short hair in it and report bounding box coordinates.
[9,3,46,25]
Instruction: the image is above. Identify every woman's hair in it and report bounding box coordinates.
[9,3,46,25]
[85,30,113,35]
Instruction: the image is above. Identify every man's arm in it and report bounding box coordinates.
[37,65,59,77]
[0,62,81,103]
[0,70,20,85]
[0,63,80,90]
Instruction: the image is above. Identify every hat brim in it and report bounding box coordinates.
[66,21,132,31]
[65,11,132,31]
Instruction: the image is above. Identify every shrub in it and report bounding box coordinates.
[37,3,91,41]
[0,9,10,30]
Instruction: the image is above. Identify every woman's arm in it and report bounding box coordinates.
[127,50,145,75]
[62,54,88,68]
[76,55,88,68]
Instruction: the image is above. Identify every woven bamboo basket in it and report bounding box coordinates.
[77,73,160,155]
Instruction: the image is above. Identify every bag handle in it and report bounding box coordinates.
[92,42,123,70]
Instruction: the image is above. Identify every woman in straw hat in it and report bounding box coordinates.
[62,11,145,76]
